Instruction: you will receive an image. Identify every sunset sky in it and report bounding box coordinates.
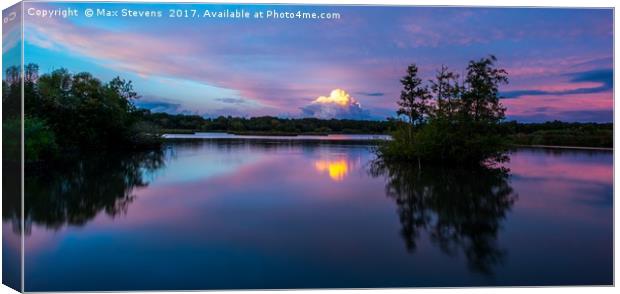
[6,2,614,122]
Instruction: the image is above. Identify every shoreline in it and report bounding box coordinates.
[512,144,613,151]
[162,134,612,151]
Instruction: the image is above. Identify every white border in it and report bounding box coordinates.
[0,1,617,294]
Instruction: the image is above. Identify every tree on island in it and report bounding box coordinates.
[462,55,508,123]
[397,64,432,126]
[378,55,510,166]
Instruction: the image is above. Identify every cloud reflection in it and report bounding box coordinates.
[314,158,351,182]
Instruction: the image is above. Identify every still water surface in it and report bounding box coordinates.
[164,132,391,141]
[7,135,613,290]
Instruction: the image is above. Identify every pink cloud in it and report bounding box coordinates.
[24,9,396,116]
[503,55,611,79]
[22,4,612,121]
[24,14,307,111]
[533,82,602,92]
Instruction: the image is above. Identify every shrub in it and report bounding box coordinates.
[378,120,509,166]
[24,117,58,161]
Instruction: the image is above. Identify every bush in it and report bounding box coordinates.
[24,117,58,161]
[2,118,21,161]
[377,119,509,166]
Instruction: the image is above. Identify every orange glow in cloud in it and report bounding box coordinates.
[313,89,357,107]
[314,159,349,182]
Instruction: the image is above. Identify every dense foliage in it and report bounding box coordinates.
[4,64,162,161]
[378,56,511,165]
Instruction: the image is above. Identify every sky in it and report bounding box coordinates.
[6,2,614,122]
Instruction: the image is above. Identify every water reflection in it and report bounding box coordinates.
[369,160,518,275]
[15,141,612,289]
[2,162,22,233]
[22,150,165,232]
[314,159,350,181]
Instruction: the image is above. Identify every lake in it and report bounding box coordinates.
[163,132,392,141]
[5,134,613,290]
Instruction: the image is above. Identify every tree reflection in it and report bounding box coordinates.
[369,160,517,275]
[20,150,166,232]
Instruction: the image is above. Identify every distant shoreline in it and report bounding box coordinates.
[161,132,613,151]
[161,129,390,137]
[513,144,613,151]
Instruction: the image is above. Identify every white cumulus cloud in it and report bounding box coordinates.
[300,89,370,120]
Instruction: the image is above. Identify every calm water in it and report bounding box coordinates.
[5,136,613,290]
[164,132,392,141]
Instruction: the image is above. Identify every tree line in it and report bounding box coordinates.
[504,120,612,148]
[144,110,611,148]
[2,62,611,162]
[142,112,392,135]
